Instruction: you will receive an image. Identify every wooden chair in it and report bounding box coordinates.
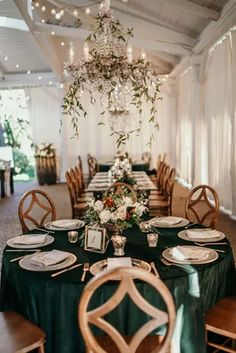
[87,155,98,181]
[104,182,137,201]
[185,185,219,229]
[65,170,87,219]
[0,311,46,353]
[149,168,176,217]
[78,155,86,189]
[142,152,152,169]
[18,190,56,233]
[206,297,236,352]
[79,267,176,353]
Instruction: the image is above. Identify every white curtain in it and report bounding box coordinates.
[175,29,236,216]
[201,30,236,215]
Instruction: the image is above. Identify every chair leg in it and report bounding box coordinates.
[38,344,45,353]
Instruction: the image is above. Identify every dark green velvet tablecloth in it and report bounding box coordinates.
[0,224,235,353]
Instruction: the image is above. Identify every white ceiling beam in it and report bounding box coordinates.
[34,23,192,57]
[166,0,220,21]
[13,0,63,80]
[0,72,58,89]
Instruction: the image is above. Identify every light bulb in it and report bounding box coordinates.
[51,8,56,15]
[16,64,19,68]
[60,10,64,16]
[83,42,90,61]
[73,9,78,16]
[55,13,61,19]
[4,56,8,61]
[51,31,55,35]
[35,2,39,7]
[41,5,46,12]
[38,76,42,80]
[140,50,146,60]
[85,7,90,15]
[41,19,45,23]
[27,70,31,74]
[61,41,65,46]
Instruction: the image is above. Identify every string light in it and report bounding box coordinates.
[85,7,90,15]
[27,70,31,74]
[41,19,45,23]
[41,5,46,12]
[4,56,8,61]
[51,8,56,15]
[35,2,39,7]
[16,64,19,69]
[73,9,78,17]
[51,31,55,35]
[61,41,65,46]
[38,75,42,80]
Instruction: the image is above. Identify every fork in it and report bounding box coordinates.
[194,242,227,246]
[10,250,41,263]
[81,263,90,282]
[35,227,55,234]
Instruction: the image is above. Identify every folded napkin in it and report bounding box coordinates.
[13,234,46,245]
[29,250,70,267]
[51,219,80,228]
[171,246,209,261]
[107,257,132,270]
[186,229,221,239]
[153,216,182,226]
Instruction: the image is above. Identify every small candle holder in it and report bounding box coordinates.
[111,235,127,256]
[139,221,152,233]
[147,233,159,247]
[68,231,79,244]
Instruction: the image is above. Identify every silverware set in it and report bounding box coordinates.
[51,263,83,277]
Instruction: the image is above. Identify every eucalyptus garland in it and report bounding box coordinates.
[63,0,161,148]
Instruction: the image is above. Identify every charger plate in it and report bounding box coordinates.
[178,230,225,243]
[7,234,54,249]
[90,258,151,278]
[162,246,218,265]
[19,251,77,272]
[45,220,85,231]
[151,217,189,228]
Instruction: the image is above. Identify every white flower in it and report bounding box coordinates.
[114,205,127,220]
[94,200,103,212]
[134,204,147,217]
[123,196,133,207]
[99,210,112,224]
[87,198,95,208]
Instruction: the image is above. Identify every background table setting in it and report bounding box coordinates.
[0,215,235,353]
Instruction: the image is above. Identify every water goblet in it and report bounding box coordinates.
[68,231,79,244]
[111,235,127,256]
[147,233,159,247]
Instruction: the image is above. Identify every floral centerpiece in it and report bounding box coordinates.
[85,193,147,235]
[34,143,55,158]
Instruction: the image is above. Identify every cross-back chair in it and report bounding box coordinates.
[185,184,219,229]
[18,190,56,233]
[205,297,236,352]
[78,155,85,189]
[0,311,46,353]
[79,267,176,353]
[104,182,137,201]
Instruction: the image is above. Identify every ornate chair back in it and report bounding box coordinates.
[185,185,219,228]
[79,267,176,353]
[18,190,56,233]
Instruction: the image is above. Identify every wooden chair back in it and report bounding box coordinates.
[88,156,98,180]
[78,156,85,189]
[0,311,46,353]
[65,171,78,213]
[104,182,137,201]
[18,190,56,233]
[79,267,176,353]
[185,184,219,228]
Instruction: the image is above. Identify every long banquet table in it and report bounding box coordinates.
[0,222,235,353]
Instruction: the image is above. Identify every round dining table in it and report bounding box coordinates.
[0,222,235,353]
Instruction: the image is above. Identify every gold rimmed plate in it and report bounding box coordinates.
[7,234,54,249]
[19,252,77,272]
[178,229,225,243]
[45,219,85,231]
[162,246,218,265]
[90,258,151,278]
[150,217,189,228]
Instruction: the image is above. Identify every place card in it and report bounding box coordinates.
[107,257,132,270]
[84,225,109,253]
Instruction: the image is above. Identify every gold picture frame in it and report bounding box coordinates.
[84,225,109,253]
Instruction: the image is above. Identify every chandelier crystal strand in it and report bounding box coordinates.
[63,0,161,148]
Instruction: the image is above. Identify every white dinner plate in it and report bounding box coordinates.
[90,258,151,279]
[19,251,77,272]
[178,229,225,243]
[7,234,54,249]
[162,246,218,265]
[45,219,85,231]
[150,217,189,228]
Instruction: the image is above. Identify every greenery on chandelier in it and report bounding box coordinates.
[62,1,161,147]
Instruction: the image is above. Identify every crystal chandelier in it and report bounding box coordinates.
[63,0,161,147]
